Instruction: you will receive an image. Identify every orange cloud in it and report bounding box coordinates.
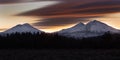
[16,0,120,32]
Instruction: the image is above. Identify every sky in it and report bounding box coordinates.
[0,0,120,32]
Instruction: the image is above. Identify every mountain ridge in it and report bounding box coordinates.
[58,20,120,38]
[3,23,43,34]
[0,20,120,38]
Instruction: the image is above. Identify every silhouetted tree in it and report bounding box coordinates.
[0,32,120,49]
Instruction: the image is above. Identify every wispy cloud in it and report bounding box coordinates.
[0,0,60,4]
[18,0,120,17]
[33,16,100,27]
[16,0,120,31]
[33,17,90,26]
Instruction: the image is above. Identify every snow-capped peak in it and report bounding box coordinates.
[73,22,85,28]
[23,23,31,26]
[4,23,42,34]
[59,22,85,34]
[58,20,120,38]
[86,20,106,26]
[86,20,119,33]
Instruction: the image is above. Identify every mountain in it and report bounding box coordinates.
[3,23,43,34]
[86,20,119,33]
[58,20,120,38]
[59,22,85,33]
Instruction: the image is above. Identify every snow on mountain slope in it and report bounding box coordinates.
[86,20,119,33]
[58,20,120,38]
[4,23,42,34]
[59,22,85,34]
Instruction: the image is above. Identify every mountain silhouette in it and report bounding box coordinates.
[58,20,120,38]
[3,23,43,34]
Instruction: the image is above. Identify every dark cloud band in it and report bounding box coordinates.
[33,16,100,27]
[17,0,120,28]
[18,0,120,16]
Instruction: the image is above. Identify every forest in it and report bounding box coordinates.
[0,32,120,49]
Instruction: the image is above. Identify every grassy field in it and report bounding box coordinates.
[0,49,120,60]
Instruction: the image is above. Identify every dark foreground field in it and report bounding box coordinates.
[0,49,120,60]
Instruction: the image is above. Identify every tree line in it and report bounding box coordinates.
[0,32,120,49]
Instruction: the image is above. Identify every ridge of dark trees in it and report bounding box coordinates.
[0,32,120,49]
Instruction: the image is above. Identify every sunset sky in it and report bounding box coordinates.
[0,0,120,32]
